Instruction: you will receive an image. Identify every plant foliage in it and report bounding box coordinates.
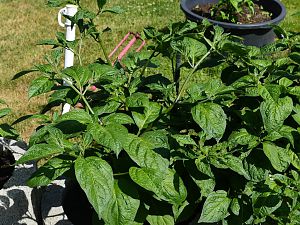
[15,0,300,224]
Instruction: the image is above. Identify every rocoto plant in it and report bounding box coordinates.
[211,0,255,23]
[15,0,300,224]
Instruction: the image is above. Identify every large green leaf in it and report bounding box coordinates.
[62,66,92,87]
[29,76,54,98]
[222,155,250,180]
[17,144,64,164]
[59,109,93,124]
[132,102,161,130]
[129,167,187,205]
[262,142,291,172]
[170,37,207,67]
[198,190,231,223]
[27,157,72,187]
[102,179,140,225]
[75,157,114,219]
[89,123,128,156]
[192,102,227,141]
[146,215,174,225]
[123,133,169,171]
[260,96,293,132]
[102,113,134,125]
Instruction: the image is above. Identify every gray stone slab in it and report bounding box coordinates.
[0,138,72,225]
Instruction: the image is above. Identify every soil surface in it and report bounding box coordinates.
[192,2,271,24]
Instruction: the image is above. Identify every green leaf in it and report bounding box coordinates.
[289,52,300,64]
[0,108,11,118]
[102,113,134,125]
[192,102,227,141]
[102,6,124,14]
[60,109,93,124]
[132,102,161,130]
[222,155,250,180]
[89,123,128,156]
[262,142,291,172]
[97,0,106,10]
[13,69,38,80]
[17,144,64,164]
[198,190,231,223]
[123,134,169,171]
[126,92,149,108]
[171,37,207,67]
[94,101,121,116]
[172,134,197,146]
[29,76,54,98]
[102,179,140,225]
[129,167,187,205]
[146,215,174,225]
[228,128,259,149]
[75,157,114,219]
[260,96,293,132]
[62,66,92,87]
[27,157,72,187]
[230,198,240,216]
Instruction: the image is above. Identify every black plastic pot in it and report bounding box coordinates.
[180,0,286,46]
[0,147,15,189]
[62,179,95,225]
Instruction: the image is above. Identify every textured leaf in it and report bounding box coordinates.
[230,198,240,216]
[17,144,64,164]
[262,142,291,172]
[89,123,128,156]
[222,155,250,180]
[102,113,134,125]
[27,157,72,187]
[102,179,140,225]
[75,157,114,219]
[132,102,161,130]
[29,76,54,98]
[60,109,93,124]
[146,214,174,225]
[228,128,258,148]
[129,167,187,205]
[192,102,227,141]
[260,96,293,132]
[102,6,124,14]
[198,190,231,223]
[172,134,197,146]
[62,66,92,87]
[123,134,169,171]
[94,101,121,116]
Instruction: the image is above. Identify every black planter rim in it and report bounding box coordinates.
[180,0,286,29]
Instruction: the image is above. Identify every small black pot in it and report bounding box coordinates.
[0,147,15,189]
[180,0,286,46]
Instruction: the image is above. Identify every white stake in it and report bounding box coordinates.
[58,4,78,114]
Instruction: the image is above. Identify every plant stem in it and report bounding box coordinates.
[166,49,212,113]
[113,172,129,176]
[78,35,83,66]
[98,38,112,66]
[139,48,158,77]
[63,78,95,115]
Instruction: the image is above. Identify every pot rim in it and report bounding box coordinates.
[180,0,286,29]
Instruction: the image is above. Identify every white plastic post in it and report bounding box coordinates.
[58,4,78,114]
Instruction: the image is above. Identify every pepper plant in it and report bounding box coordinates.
[15,0,300,224]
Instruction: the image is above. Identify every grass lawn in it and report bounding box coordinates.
[0,0,299,140]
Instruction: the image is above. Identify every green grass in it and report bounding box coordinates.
[0,0,299,140]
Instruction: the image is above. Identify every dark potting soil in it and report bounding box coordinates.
[192,2,271,24]
[0,147,15,189]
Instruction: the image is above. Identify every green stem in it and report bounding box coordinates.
[78,35,83,66]
[63,79,95,115]
[139,48,158,77]
[98,38,111,66]
[166,49,212,114]
[113,172,129,176]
